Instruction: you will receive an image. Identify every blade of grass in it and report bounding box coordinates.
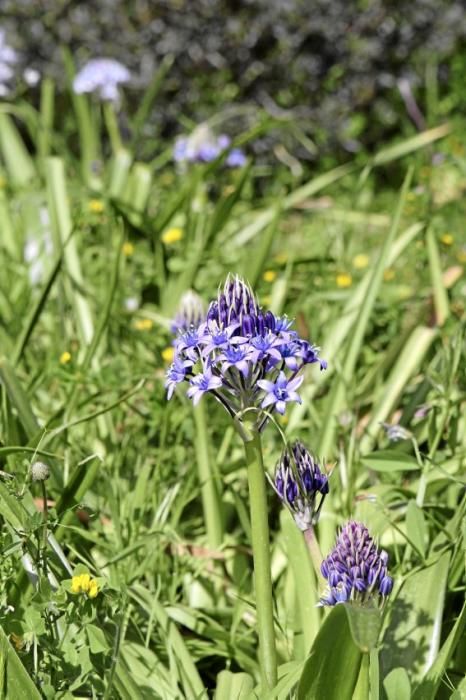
[12,253,62,366]
[0,113,35,186]
[426,226,449,326]
[316,168,413,457]
[45,156,95,348]
[359,326,438,454]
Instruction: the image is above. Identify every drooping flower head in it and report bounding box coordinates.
[166,275,326,429]
[271,441,329,530]
[171,290,205,335]
[320,521,393,607]
[174,125,246,168]
[73,58,130,103]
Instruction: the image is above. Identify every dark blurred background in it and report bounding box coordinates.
[2,0,465,159]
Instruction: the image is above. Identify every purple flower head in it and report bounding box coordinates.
[165,357,192,400]
[320,521,393,607]
[186,366,223,406]
[258,372,303,415]
[271,441,329,530]
[0,30,18,97]
[73,58,130,103]
[173,125,246,167]
[166,275,326,428]
[171,290,205,335]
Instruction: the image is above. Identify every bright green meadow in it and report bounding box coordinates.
[0,63,465,700]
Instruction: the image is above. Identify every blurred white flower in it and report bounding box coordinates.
[24,208,54,286]
[73,58,130,102]
[23,68,41,87]
[124,297,139,312]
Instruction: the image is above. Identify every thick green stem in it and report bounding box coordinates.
[303,526,325,587]
[243,429,277,690]
[193,402,223,549]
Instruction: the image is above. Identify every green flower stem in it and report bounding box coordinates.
[303,526,325,587]
[193,402,223,549]
[103,102,122,154]
[243,427,277,690]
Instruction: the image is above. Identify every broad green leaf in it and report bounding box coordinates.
[0,625,41,699]
[406,501,428,559]
[412,601,466,700]
[380,551,450,686]
[361,450,420,473]
[214,670,254,699]
[383,667,411,700]
[297,605,362,700]
[86,624,110,654]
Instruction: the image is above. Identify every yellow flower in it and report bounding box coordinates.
[88,199,104,214]
[440,233,454,246]
[383,268,396,281]
[70,573,99,599]
[0,176,6,189]
[162,347,175,363]
[71,573,90,594]
[336,273,352,288]
[122,242,134,256]
[352,254,369,270]
[161,227,183,245]
[134,318,154,331]
[263,270,277,283]
[406,191,417,201]
[59,351,72,365]
[88,580,99,599]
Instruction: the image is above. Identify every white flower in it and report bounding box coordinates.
[73,58,130,102]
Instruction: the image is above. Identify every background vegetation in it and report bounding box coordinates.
[0,4,465,698]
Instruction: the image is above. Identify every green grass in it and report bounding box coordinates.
[0,74,465,699]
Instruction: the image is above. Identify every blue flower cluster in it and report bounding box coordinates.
[73,58,130,102]
[166,276,326,422]
[320,521,393,606]
[271,441,329,530]
[0,29,18,97]
[174,125,246,168]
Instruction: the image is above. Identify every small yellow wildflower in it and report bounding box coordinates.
[162,347,175,363]
[71,573,99,599]
[263,270,277,283]
[88,580,99,599]
[440,233,454,246]
[161,227,183,245]
[122,241,134,256]
[383,269,396,281]
[352,254,369,270]
[71,573,91,594]
[88,199,105,214]
[134,318,154,331]
[406,191,417,202]
[0,176,6,189]
[59,351,72,365]
[336,273,352,288]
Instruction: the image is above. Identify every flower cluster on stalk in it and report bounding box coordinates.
[0,29,18,97]
[73,58,130,102]
[271,441,329,530]
[174,125,246,167]
[320,521,393,607]
[166,276,326,426]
